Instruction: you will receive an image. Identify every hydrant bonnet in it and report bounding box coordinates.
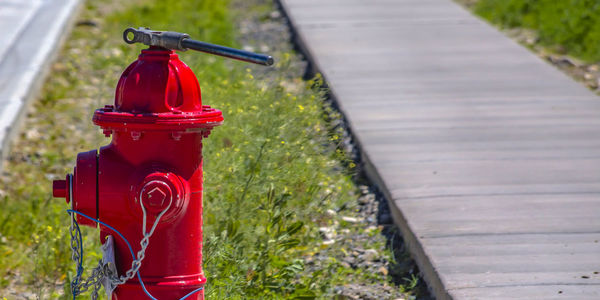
[94,48,223,135]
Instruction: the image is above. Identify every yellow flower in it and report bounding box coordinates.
[298,105,305,111]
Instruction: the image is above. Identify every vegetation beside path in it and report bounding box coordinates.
[474,0,600,62]
[456,0,600,93]
[0,0,415,299]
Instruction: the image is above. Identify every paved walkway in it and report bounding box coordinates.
[279,0,600,299]
[0,0,80,167]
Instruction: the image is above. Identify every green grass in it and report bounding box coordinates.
[474,0,600,62]
[0,0,406,299]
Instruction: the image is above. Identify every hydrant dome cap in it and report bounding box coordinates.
[116,48,201,113]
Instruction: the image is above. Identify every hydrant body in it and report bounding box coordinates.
[55,47,222,299]
[53,27,272,299]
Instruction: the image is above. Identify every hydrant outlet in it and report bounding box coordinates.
[136,172,187,220]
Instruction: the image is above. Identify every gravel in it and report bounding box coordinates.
[233,1,433,299]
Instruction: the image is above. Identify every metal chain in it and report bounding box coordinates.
[67,174,172,298]
[119,233,149,284]
[69,218,81,268]
[116,195,172,285]
[73,260,104,299]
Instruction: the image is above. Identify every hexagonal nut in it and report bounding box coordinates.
[135,172,187,222]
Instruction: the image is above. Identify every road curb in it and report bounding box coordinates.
[0,0,82,171]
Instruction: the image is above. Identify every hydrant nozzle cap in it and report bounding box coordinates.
[53,179,67,199]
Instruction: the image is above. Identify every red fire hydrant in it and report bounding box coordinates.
[52,28,272,299]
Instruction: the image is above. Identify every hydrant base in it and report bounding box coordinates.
[113,275,206,300]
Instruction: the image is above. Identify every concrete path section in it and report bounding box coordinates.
[279,0,600,299]
[0,0,80,166]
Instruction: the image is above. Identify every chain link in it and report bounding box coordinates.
[68,174,171,299]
